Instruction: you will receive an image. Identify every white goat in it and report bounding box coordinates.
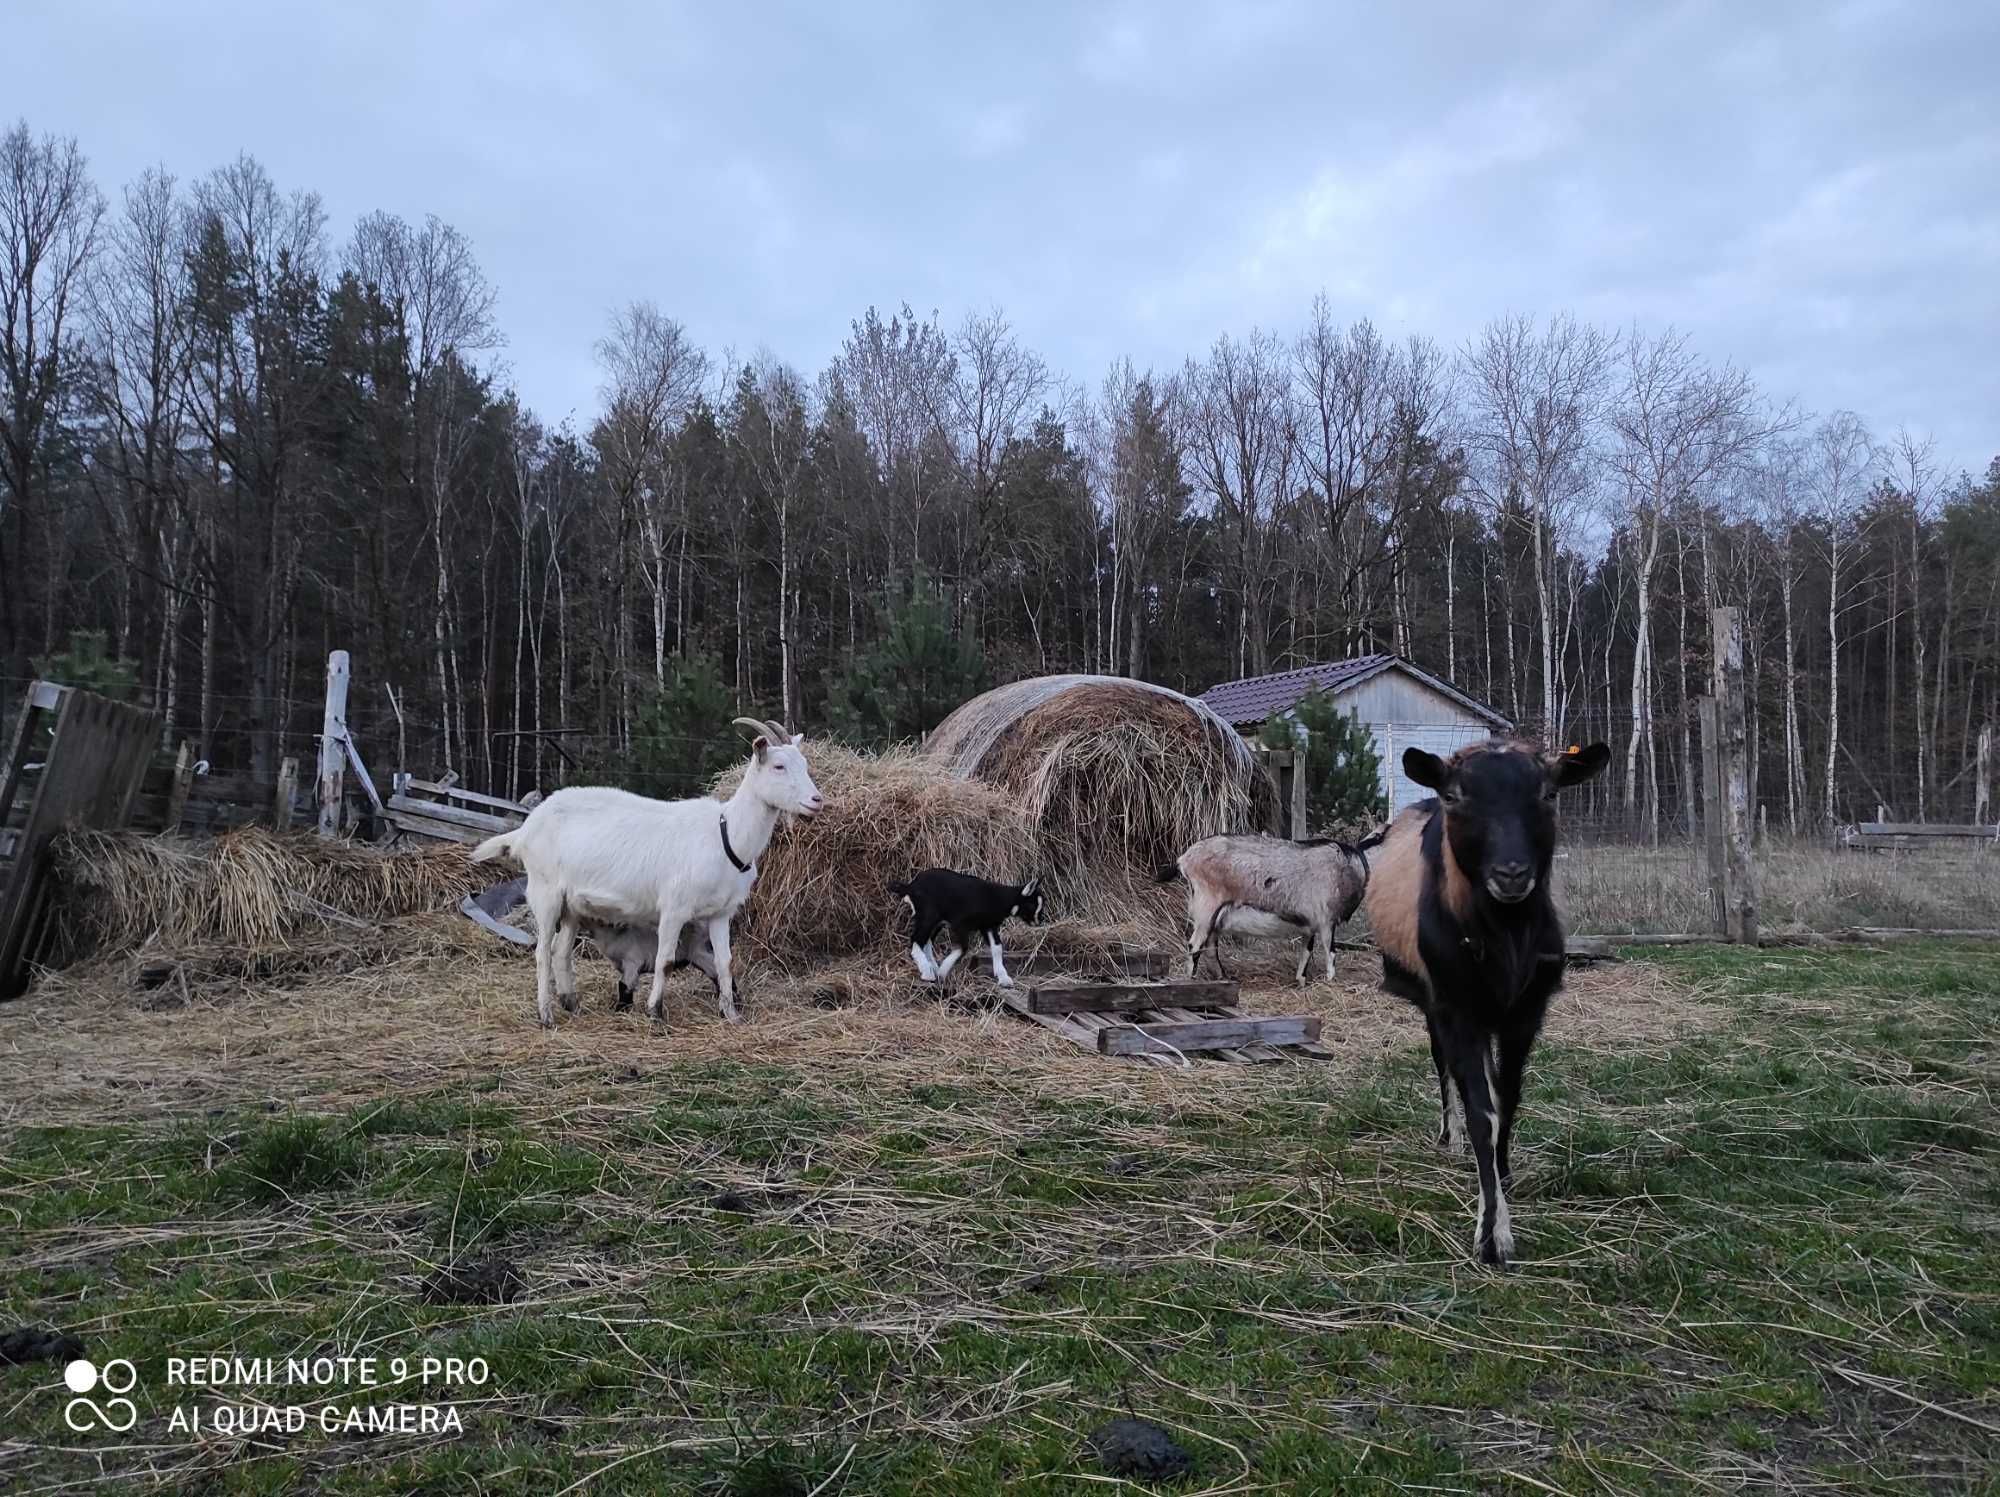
[470,718,822,1026]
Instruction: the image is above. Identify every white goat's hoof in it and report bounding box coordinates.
[995,975,1015,989]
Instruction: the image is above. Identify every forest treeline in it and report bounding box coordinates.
[3,121,1996,834]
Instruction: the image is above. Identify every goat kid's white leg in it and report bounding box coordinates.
[1324,927,1338,982]
[910,942,939,982]
[709,916,740,1023]
[644,910,684,1023]
[988,936,1013,988]
[935,942,964,979]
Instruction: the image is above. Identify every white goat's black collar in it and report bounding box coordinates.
[719,812,751,873]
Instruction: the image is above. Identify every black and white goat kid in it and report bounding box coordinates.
[888,869,1045,987]
[1364,737,1610,1266]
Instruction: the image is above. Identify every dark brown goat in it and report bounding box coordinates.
[1364,737,1610,1265]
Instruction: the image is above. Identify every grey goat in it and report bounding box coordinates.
[1162,832,1381,985]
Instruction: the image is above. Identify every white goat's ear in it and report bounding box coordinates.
[752,736,770,761]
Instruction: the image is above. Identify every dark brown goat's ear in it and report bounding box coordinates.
[1404,748,1450,791]
[1549,742,1611,788]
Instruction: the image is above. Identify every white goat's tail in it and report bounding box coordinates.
[470,830,521,866]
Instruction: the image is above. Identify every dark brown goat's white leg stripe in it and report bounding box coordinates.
[1481,1045,1515,1261]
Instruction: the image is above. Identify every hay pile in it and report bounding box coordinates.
[923,675,1275,920]
[42,827,485,984]
[714,744,1037,970]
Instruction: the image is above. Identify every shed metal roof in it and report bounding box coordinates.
[1198,654,1511,730]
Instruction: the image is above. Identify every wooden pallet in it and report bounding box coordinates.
[1003,968,1330,1066]
[383,775,529,845]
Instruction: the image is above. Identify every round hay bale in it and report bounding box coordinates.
[714,743,1036,970]
[923,674,1276,920]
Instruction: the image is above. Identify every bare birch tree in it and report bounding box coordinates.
[1187,328,1291,677]
[1462,313,1614,738]
[1806,410,1876,824]
[1610,328,1764,837]
[593,301,705,735]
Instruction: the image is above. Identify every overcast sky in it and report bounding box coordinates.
[15,0,1997,481]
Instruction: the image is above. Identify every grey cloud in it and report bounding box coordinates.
[11,0,1993,473]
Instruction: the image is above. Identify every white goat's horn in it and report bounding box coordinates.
[762,718,792,743]
[732,717,771,742]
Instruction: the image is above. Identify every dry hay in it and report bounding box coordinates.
[2,930,1713,1127]
[713,743,1038,970]
[40,826,482,973]
[923,675,1275,922]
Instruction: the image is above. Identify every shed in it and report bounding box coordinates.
[1199,655,1512,814]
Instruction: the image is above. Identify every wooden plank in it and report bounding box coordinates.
[383,808,488,845]
[164,741,194,833]
[0,680,55,835]
[974,949,1170,981]
[1096,1014,1321,1056]
[1713,607,1758,945]
[0,687,160,997]
[1845,822,1997,839]
[385,794,518,835]
[274,757,298,830]
[1027,979,1239,1016]
[1977,724,1992,827]
[342,733,385,814]
[1698,695,1726,936]
[1291,738,1309,841]
[1001,990,1176,1067]
[402,778,530,816]
[1153,1005,1259,1063]
[317,650,350,837]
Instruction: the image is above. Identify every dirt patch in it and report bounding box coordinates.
[1085,1417,1193,1480]
[0,1326,85,1366]
[417,1256,524,1306]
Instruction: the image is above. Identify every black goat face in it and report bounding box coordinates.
[1406,741,1611,904]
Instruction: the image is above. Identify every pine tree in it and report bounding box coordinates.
[1260,689,1386,834]
[828,580,987,747]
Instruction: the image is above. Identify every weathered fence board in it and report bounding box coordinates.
[1026,979,1239,1016]
[1096,1013,1321,1056]
[0,683,160,997]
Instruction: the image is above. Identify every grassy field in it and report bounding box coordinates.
[2,942,1997,1493]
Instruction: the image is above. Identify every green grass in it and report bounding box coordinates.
[3,943,1998,1493]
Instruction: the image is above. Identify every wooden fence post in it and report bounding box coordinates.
[1698,696,1726,935]
[165,740,194,834]
[1712,608,1758,944]
[274,756,298,831]
[1978,723,1993,827]
[317,650,350,839]
[1291,741,1309,841]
